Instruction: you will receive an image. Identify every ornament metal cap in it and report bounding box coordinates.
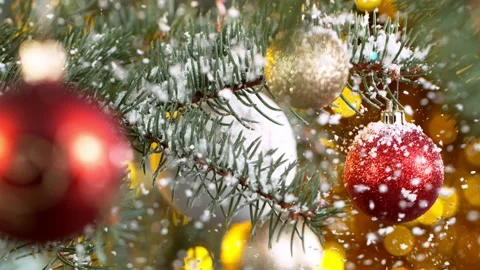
[381,100,406,125]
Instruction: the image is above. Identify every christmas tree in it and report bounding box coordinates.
[0,0,478,269]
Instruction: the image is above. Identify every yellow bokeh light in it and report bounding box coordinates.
[378,0,397,18]
[127,162,140,189]
[465,138,480,167]
[264,46,276,81]
[221,221,252,267]
[149,152,162,173]
[171,210,189,226]
[331,87,362,118]
[184,246,213,270]
[439,187,459,218]
[417,199,444,226]
[149,142,164,173]
[166,111,179,119]
[320,138,337,149]
[321,242,345,270]
[426,113,458,145]
[355,0,383,12]
[464,175,480,207]
[383,226,414,256]
[402,219,418,227]
[435,225,456,257]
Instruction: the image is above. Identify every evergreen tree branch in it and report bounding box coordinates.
[398,0,480,134]
[0,1,450,269]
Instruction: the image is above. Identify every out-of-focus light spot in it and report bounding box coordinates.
[320,138,336,149]
[127,162,140,189]
[465,138,480,167]
[464,175,480,207]
[378,0,398,19]
[221,221,252,267]
[355,0,382,12]
[417,199,444,226]
[109,144,133,168]
[72,134,104,165]
[383,226,414,256]
[149,142,164,173]
[331,87,361,118]
[264,46,275,81]
[184,246,213,270]
[19,40,66,83]
[426,113,458,145]
[321,242,345,270]
[439,187,459,218]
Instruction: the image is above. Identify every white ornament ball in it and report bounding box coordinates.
[241,221,323,269]
[158,91,297,224]
[265,28,350,109]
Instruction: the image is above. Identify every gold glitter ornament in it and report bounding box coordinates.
[265,29,350,109]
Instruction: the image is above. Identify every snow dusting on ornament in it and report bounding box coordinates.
[344,121,444,224]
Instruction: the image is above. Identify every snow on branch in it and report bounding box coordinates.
[127,105,339,231]
[305,7,437,110]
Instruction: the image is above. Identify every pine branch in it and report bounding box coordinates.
[302,9,435,112]
[0,2,448,269]
[125,101,340,237]
[398,0,480,134]
[192,154,317,222]
[176,77,264,110]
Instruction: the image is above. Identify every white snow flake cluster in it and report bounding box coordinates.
[351,121,440,155]
[310,10,439,93]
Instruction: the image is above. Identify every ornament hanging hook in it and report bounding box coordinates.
[381,99,406,125]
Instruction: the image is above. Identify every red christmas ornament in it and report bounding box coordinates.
[344,106,444,224]
[0,83,131,241]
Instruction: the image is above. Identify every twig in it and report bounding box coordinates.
[175,77,265,110]
[141,133,316,222]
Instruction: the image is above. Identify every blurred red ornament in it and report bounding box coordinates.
[0,83,131,241]
[344,106,444,224]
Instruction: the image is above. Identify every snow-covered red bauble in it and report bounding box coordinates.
[344,109,444,224]
[0,83,131,241]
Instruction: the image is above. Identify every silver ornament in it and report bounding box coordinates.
[266,29,350,109]
[240,221,323,270]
